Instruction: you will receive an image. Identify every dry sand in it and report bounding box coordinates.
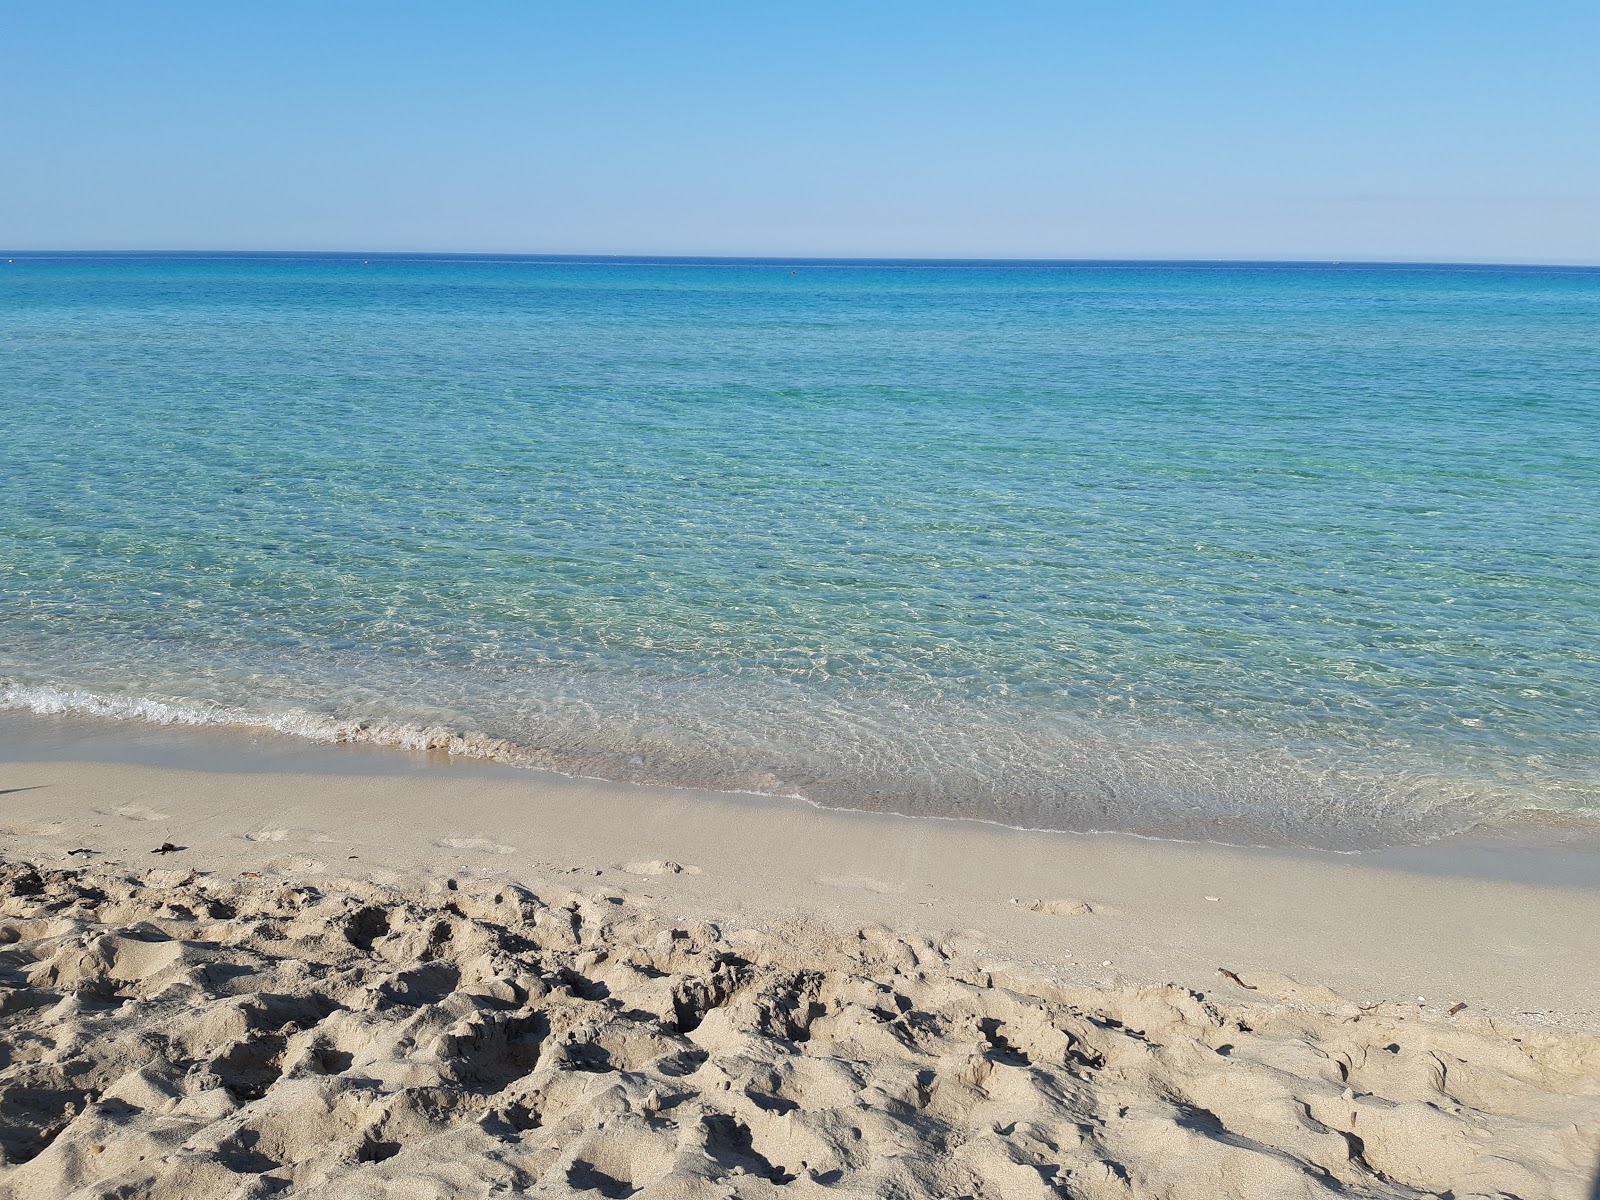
[1,752,1598,1197]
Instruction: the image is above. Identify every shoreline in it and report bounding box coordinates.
[1,712,1597,1032]
[4,707,1600,887]
[7,674,1596,857]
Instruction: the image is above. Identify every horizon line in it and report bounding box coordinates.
[5,249,1600,271]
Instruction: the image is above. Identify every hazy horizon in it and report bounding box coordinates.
[7,251,1600,270]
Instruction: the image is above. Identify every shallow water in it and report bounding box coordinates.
[2,253,1597,848]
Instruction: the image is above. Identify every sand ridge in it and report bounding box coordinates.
[1,858,1596,1200]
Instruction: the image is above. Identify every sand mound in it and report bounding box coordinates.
[0,860,1595,1199]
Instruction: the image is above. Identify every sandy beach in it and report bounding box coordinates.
[2,730,1597,1198]
[7,6,1600,1199]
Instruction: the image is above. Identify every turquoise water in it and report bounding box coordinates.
[2,253,1597,849]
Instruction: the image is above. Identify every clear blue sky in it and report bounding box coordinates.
[3,2,1597,261]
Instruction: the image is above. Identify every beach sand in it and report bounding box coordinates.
[1,741,1598,1197]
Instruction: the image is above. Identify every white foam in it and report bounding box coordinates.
[0,678,540,767]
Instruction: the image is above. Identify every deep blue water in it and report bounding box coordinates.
[2,253,1597,848]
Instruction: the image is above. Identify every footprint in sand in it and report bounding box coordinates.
[144,868,197,889]
[815,875,905,895]
[1015,897,1096,916]
[0,821,64,837]
[264,855,326,874]
[438,837,515,855]
[109,804,171,822]
[622,860,703,877]
[244,828,332,843]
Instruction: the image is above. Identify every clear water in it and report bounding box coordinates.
[2,253,1597,849]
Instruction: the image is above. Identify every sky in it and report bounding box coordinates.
[2,2,1598,262]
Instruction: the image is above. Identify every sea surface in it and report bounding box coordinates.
[2,253,1597,850]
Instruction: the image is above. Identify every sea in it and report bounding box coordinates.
[2,253,1596,851]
